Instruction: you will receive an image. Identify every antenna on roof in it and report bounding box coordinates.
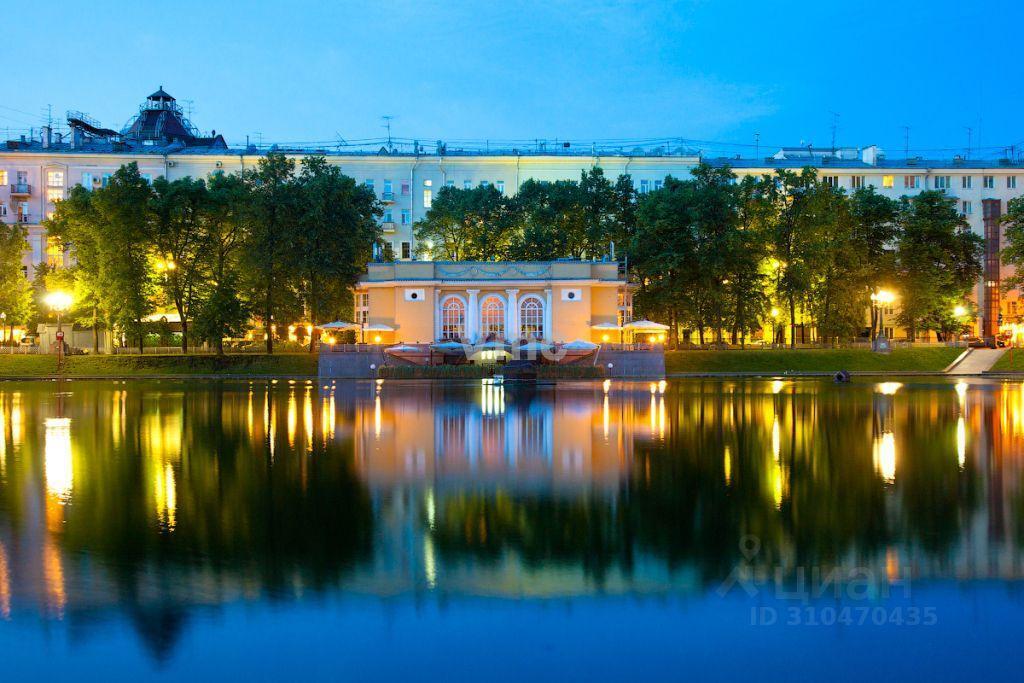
[829,111,840,154]
[754,131,760,160]
[381,115,395,154]
[965,127,972,160]
[903,126,910,159]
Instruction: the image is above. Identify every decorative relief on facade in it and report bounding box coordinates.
[436,263,551,280]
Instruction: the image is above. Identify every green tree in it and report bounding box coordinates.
[1001,197,1024,310]
[414,184,512,260]
[0,222,34,343]
[896,190,983,340]
[92,163,157,352]
[241,153,300,354]
[849,187,900,339]
[149,176,209,352]
[291,156,380,351]
[193,172,251,354]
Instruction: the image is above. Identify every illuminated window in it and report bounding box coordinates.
[423,189,432,208]
[354,292,369,325]
[479,296,505,339]
[46,188,63,203]
[46,171,64,187]
[441,297,466,340]
[882,175,895,188]
[46,236,63,267]
[519,296,544,340]
[0,170,7,185]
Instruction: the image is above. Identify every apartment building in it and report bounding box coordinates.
[2,88,1022,338]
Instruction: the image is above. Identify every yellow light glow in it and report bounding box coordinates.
[658,379,667,394]
[956,416,966,469]
[771,379,786,395]
[876,382,902,396]
[771,416,780,462]
[873,431,896,483]
[374,335,382,343]
[602,379,611,394]
[153,462,177,532]
[649,382,657,394]
[955,381,968,407]
[770,307,780,319]
[954,305,967,317]
[601,334,609,342]
[44,417,73,503]
[724,445,732,485]
[43,291,73,313]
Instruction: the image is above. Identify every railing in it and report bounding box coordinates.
[9,183,31,195]
[17,215,31,223]
[381,221,396,233]
[325,343,387,353]
[0,344,41,354]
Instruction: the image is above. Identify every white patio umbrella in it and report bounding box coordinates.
[321,321,361,330]
[563,339,599,350]
[517,340,554,352]
[590,322,622,330]
[623,319,670,331]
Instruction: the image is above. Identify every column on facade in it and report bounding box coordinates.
[433,288,441,341]
[544,288,553,342]
[466,289,480,343]
[505,289,519,342]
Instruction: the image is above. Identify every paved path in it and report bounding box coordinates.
[946,348,1006,375]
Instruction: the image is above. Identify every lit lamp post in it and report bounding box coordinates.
[44,291,73,364]
[870,289,895,351]
[953,305,967,346]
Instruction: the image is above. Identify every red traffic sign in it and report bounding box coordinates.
[55,331,64,340]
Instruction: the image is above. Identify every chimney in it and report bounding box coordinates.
[42,125,51,148]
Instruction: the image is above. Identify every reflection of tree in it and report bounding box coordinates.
[431,491,632,583]
[11,382,374,660]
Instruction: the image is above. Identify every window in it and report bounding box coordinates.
[400,180,410,196]
[983,175,994,189]
[962,176,972,189]
[654,179,663,191]
[496,180,505,194]
[81,172,93,189]
[1009,176,1018,189]
[0,171,7,185]
[0,203,7,217]
[382,210,393,223]
[46,236,63,267]
[440,297,466,340]
[962,200,973,216]
[463,180,472,190]
[382,179,393,198]
[903,175,920,189]
[519,296,544,340]
[102,173,112,187]
[934,175,950,190]
[401,241,412,259]
[851,176,865,189]
[46,188,63,203]
[17,202,29,223]
[423,189,432,208]
[354,292,369,325]
[423,179,432,187]
[46,171,64,187]
[446,179,455,188]
[401,209,411,225]
[640,179,650,193]
[365,179,374,191]
[479,296,505,339]
[823,176,839,188]
[140,173,152,185]
[882,175,895,189]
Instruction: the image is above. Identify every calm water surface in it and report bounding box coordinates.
[0,377,1022,680]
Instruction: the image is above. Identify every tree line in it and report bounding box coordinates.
[44,153,380,353]
[416,164,986,345]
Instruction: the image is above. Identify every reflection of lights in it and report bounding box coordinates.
[424,537,437,589]
[153,462,177,532]
[772,460,784,509]
[374,395,382,438]
[287,391,297,447]
[876,382,902,396]
[771,379,786,395]
[658,396,666,438]
[44,417,73,503]
[724,445,732,485]
[304,387,314,452]
[0,541,9,619]
[480,380,505,416]
[11,393,22,448]
[649,394,657,435]
[957,416,966,469]
[771,416,780,462]
[955,381,968,408]
[43,540,65,618]
[658,379,667,394]
[426,488,436,530]
[603,395,610,439]
[649,382,657,395]
[602,379,611,394]
[873,432,896,483]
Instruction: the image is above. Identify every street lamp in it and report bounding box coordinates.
[870,289,895,350]
[44,291,73,362]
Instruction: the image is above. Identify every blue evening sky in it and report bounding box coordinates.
[5,0,1022,158]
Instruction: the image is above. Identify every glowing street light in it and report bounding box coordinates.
[953,305,967,318]
[45,291,73,364]
[870,289,896,350]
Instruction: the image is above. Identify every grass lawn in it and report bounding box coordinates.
[0,353,319,378]
[665,347,964,374]
[989,349,1024,372]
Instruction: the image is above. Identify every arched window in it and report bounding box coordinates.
[519,296,544,340]
[480,295,505,340]
[441,297,465,340]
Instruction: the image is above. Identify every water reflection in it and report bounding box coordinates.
[0,377,1022,664]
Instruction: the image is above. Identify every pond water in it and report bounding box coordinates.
[0,377,1022,680]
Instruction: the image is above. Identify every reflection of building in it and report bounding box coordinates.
[354,260,631,345]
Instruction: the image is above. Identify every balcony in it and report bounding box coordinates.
[17,214,31,224]
[9,183,31,196]
[381,221,396,233]
[381,191,395,202]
